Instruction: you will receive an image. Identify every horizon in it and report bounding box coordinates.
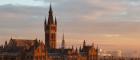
[0,0,140,57]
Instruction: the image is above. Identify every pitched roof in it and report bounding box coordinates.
[9,39,38,50]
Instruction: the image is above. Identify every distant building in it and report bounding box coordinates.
[99,49,122,57]
[0,4,98,60]
[0,38,49,60]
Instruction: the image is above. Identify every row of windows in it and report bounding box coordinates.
[51,33,56,40]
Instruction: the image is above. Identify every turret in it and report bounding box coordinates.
[72,45,74,50]
[61,34,65,49]
[79,46,82,52]
[44,17,47,31]
[55,17,57,25]
[10,37,12,40]
[4,41,8,48]
[83,40,86,47]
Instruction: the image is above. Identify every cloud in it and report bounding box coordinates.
[0,4,47,17]
[0,0,140,55]
[103,34,120,38]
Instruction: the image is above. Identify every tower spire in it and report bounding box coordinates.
[63,33,64,41]
[62,33,65,49]
[44,17,47,31]
[55,17,57,25]
[10,36,12,40]
[44,16,46,23]
[45,2,57,49]
[49,3,52,13]
[48,3,54,24]
[83,40,86,47]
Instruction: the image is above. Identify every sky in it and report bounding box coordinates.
[0,0,140,57]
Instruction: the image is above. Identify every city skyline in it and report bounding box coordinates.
[0,0,140,57]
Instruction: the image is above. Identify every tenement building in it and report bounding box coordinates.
[0,5,98,60]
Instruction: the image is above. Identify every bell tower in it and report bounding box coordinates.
[44,4,57,49]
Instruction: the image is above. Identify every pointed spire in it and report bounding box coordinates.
[44,16,47,24]
[62,33,65,49]
[10,37,12,40]
[49,3,53,14]
[62,33,64,41]
[72,45,74,50]
[83,40,86,47]
[44,17,47,31]
[5,41,7,45]
[48,3,54,24]
[79,46,81,52]
[55,17,57,25]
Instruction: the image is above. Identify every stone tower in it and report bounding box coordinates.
[44,5,57,49]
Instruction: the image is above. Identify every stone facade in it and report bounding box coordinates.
[0,39,49,60]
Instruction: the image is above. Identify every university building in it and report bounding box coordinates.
[0,5,98,60]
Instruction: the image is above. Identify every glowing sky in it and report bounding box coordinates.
[0,0,140,56]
